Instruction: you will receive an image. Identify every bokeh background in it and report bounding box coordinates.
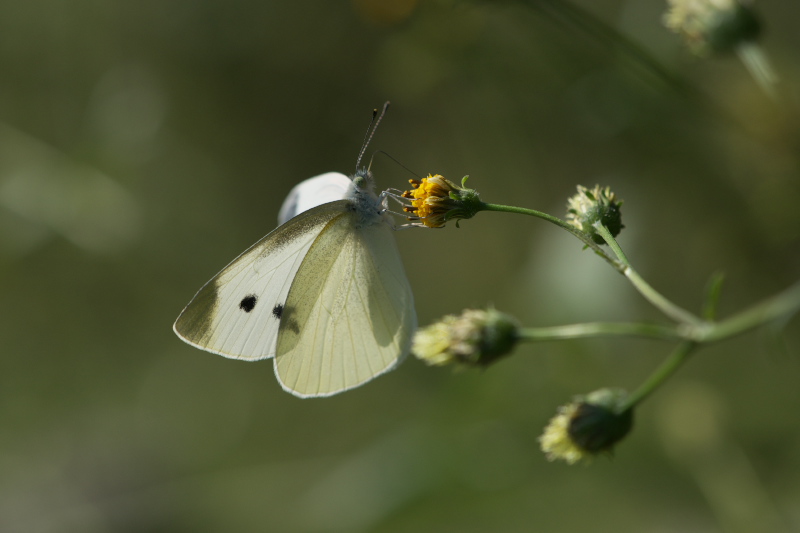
[1,0,799,531]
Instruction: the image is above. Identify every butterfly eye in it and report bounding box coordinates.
[239,295,258,313]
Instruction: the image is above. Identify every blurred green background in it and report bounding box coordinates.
[1,0,799,531]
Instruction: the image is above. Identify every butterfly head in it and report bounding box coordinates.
[351,168,375,192]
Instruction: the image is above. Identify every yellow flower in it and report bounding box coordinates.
[402,174,481,228]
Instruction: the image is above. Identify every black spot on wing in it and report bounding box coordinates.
[239,294,258,313]
[272,303,284,319]
[279,305,301,334]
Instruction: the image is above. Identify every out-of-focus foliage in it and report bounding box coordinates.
[0,1,798,531]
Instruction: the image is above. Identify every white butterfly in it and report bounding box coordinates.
[173,106,417,398]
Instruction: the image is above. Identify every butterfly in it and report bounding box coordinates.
[173,103,417,397]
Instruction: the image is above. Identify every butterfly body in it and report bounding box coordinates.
[174,169,416,397]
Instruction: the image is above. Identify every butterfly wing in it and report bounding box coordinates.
[277,172,352,225]
[173,201,351,360]
[274,213,416,397]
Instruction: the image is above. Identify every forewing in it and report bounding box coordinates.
[274,216,417,397]
[173,201,350,360]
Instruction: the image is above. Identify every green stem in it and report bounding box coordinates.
[517,281,800,344]
[703,271,726,321]
[736,42,778,100]
[593,221,629,266]
[621,341,696,411]
[480,203,623,271]
[519,322,682,341]
[700,280,800,342]
[479,204,800,343]
[625,268,705,327]
[595,223,704,327]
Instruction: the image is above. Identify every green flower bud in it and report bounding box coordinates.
[412,308,520,367]
[664,0,761,56]
[566,185,624,245]
[540,388,633,465]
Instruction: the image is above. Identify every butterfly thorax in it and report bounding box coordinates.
[348,169,385,228]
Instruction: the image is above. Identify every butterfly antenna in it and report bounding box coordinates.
[356,101,390,171]
[370,149,421,179]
